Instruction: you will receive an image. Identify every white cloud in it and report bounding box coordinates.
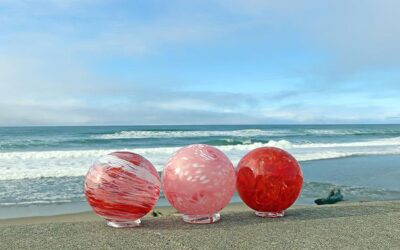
[0,0,399,125]
[219,0,400,76]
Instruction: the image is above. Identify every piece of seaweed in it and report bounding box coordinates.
[151,210,163,217]
[314,188,344,205]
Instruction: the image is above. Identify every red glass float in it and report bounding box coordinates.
[236,147,303,218]
[84,151,161,228]
[162,144,236,224]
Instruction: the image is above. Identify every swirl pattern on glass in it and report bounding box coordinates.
[84,151,160,224]
[236,147,303,217]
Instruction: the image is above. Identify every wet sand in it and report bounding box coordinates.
[1,201,399,249]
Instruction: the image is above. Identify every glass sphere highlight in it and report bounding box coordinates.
[84,151,161,228]
[236,147,303,218]
[162,144,236,224]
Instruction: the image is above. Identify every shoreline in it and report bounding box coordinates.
[1,201,400,249]
[3,154,400,219]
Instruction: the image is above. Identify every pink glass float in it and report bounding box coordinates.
[84,151,161,228]
[236,147,303,218]
[162,144,236,224]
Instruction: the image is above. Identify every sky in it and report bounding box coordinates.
[0,0,400,126]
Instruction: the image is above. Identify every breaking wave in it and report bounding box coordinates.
[1,137,400,180]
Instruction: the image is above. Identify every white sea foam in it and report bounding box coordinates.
[294,136,400,148]
[1,137,400,180]
[94,128,400,139]
[94,129,288,139]
[0,200,74,206]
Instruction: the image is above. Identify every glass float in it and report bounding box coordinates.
[236,147,303,218]
[84,151,160,228]
[162,144,236,224]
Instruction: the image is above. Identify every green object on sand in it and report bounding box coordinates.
[151,210,163,217]
[315,188,344,205]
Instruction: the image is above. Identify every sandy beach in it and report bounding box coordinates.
[1,200,399,249]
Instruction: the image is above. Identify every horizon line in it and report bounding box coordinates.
[1,123,400,128]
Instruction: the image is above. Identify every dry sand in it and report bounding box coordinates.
[1,201,399,249]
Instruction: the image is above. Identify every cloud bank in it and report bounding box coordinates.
[0,0,399,125]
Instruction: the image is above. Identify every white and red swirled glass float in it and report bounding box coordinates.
[84,151,161,228]
[162,144,236,224]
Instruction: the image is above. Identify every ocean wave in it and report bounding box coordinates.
[94,128,400,139]
[294,136,400,148]
[301,182,400,202]
[0,200,76,206]
[2,128,400,150]
[3,179,400,207]
[1,137,400,180]
[204,138,266,146]
[93,129,284,139]
[301,128,400,136]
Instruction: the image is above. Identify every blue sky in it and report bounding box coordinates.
[0,0,400,125]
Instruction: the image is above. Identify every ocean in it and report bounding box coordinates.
[1,124,400,218]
